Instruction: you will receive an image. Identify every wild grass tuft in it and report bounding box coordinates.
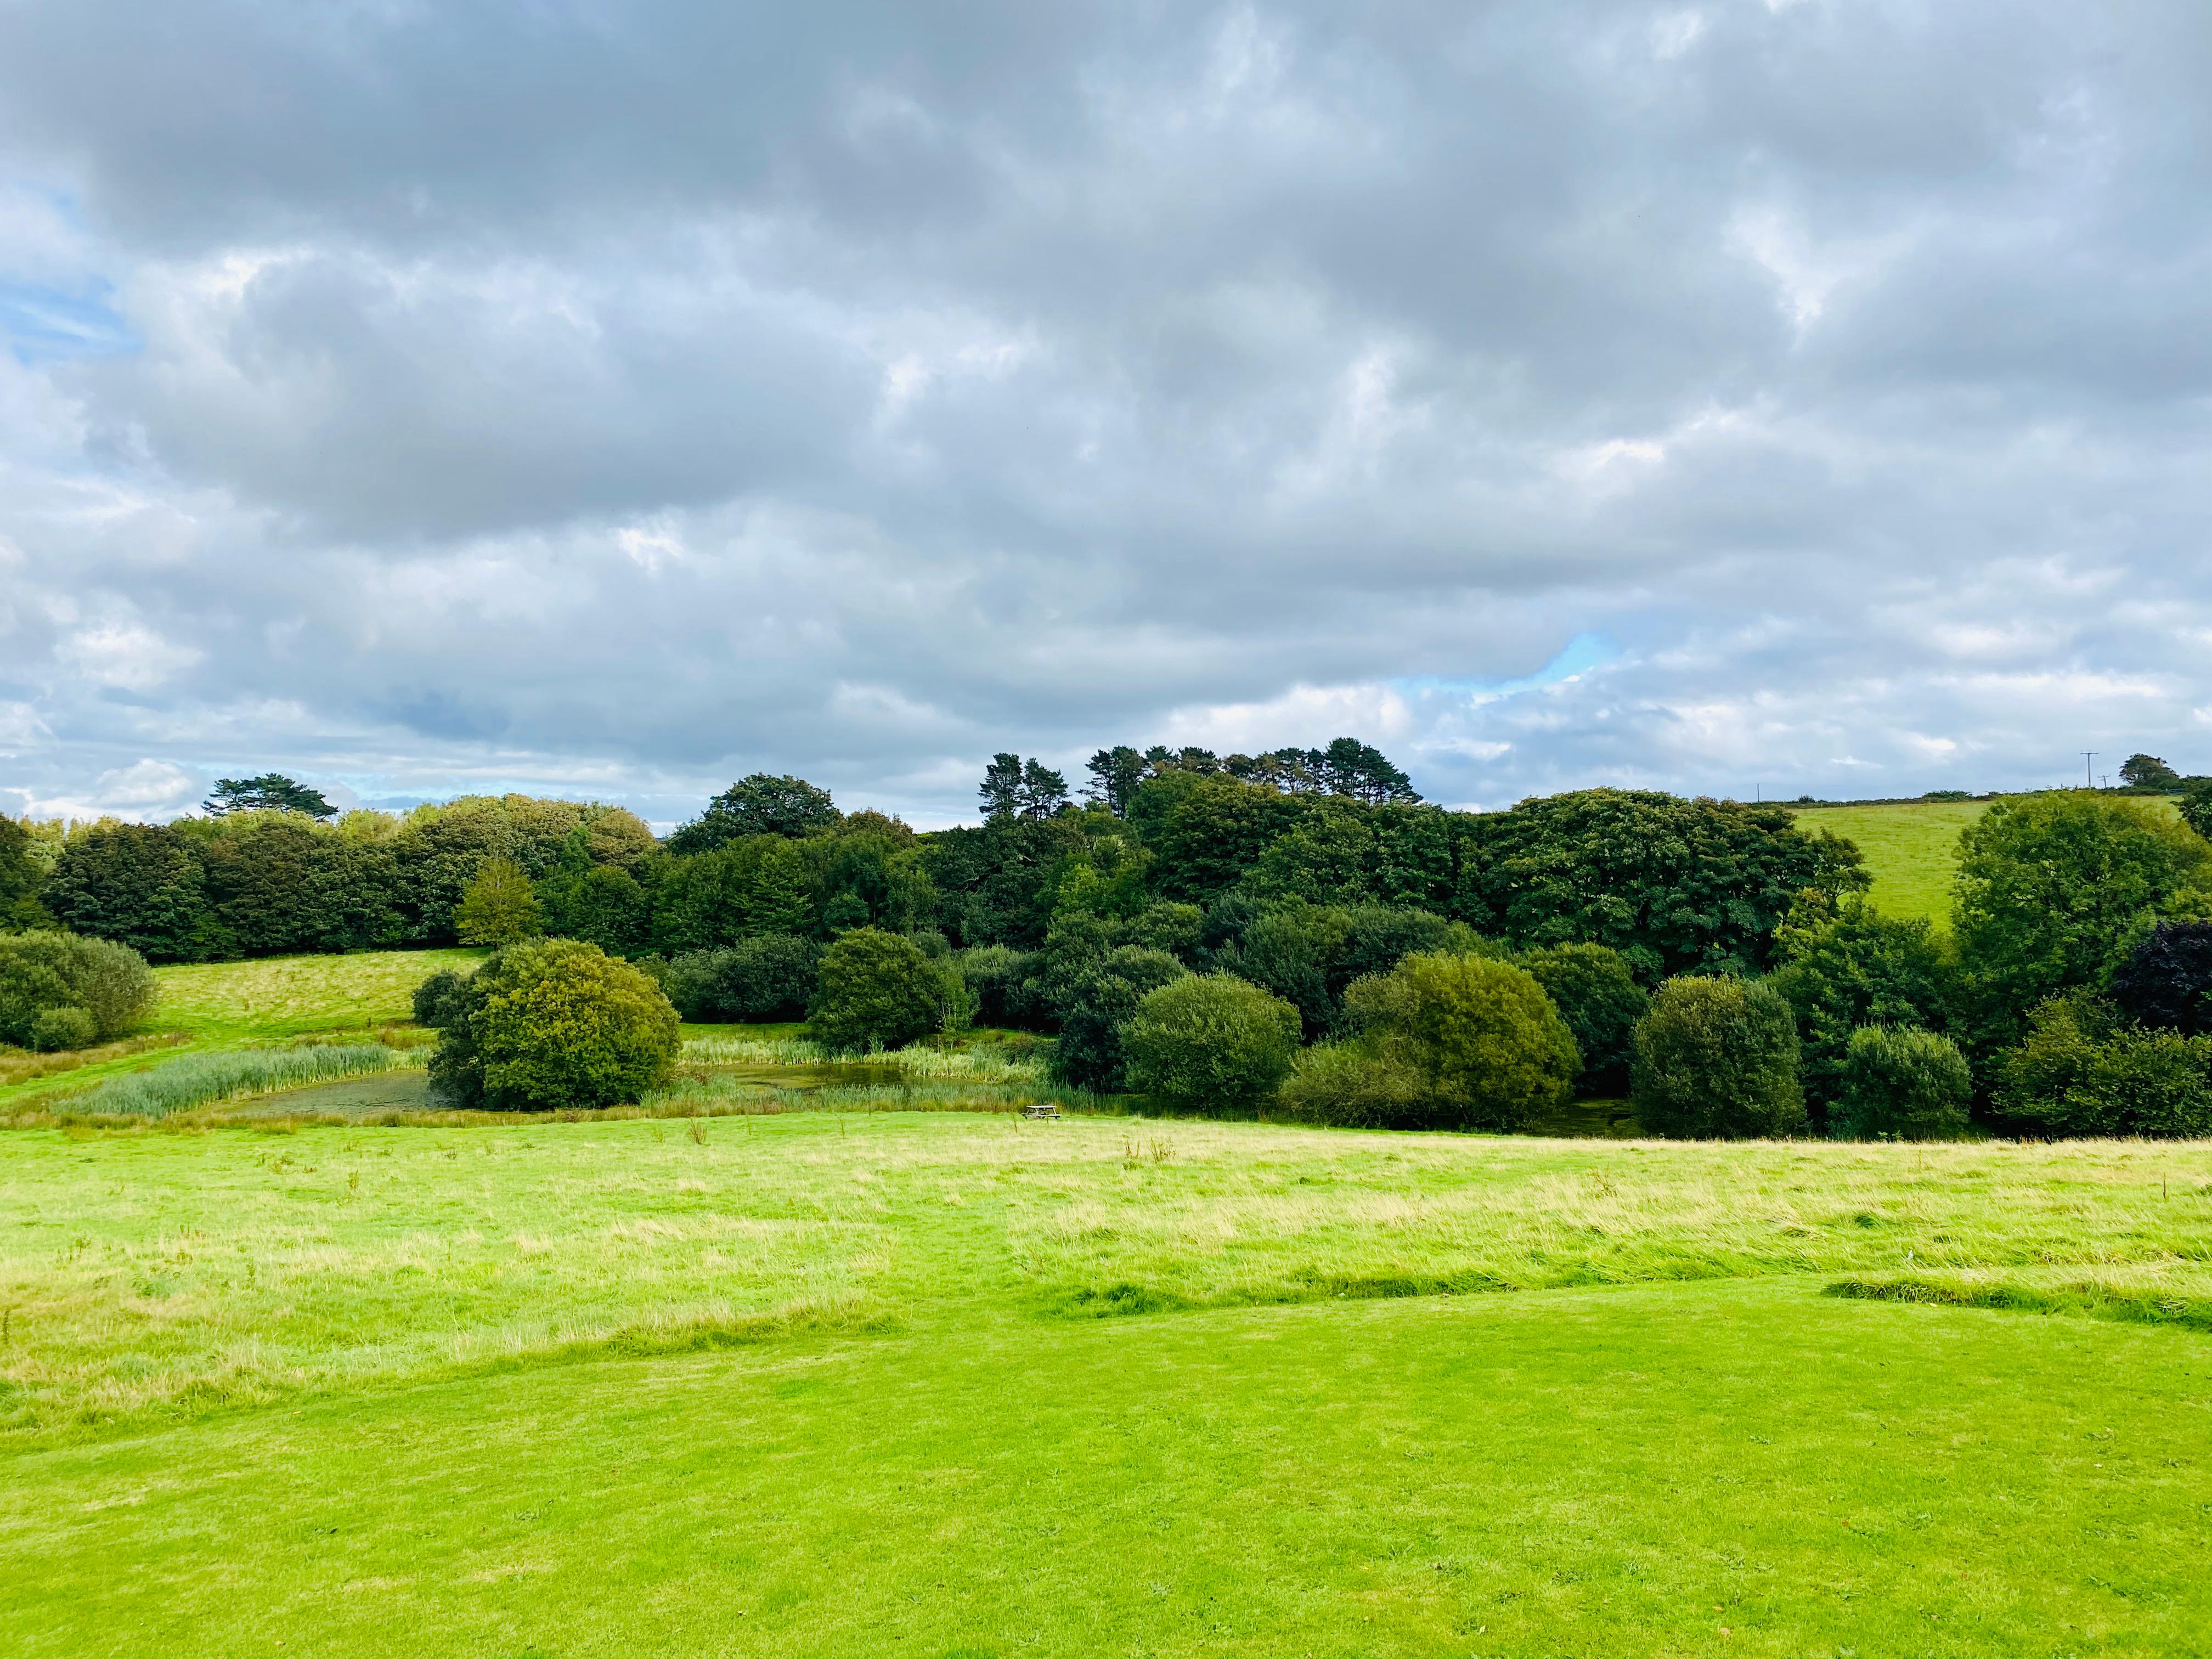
[71,1044,420,1120]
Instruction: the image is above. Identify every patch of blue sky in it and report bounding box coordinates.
[0,278,138,364]
[1392,631,1616,704]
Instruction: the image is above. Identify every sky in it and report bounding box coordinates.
[2,1,2209,831]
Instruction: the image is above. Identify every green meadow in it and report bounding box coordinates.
[5,1109,2211,1655]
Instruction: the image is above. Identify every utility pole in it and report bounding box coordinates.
[2083,751,2096,789]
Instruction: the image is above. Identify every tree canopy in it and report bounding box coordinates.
[202,774,337,819]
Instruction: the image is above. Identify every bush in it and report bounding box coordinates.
[1276,1042,1427,1128]
[2108,921,2212,1036]
[1521,943,1647,1096]
[1834,1025,1972,1140]
[1342,951,1580,1131]
[455,855,544,946]
[1993,994,2212,1138]
[1767,902,1954,1126]
[1048,945,1188,1090]
[26,1005,100,1052]
[660,936,823,1023]
[1630,977,1807,1139]
[1121,973,1301,1111]
[0,929,157,1047]
[955,944,1047,1029]
[808,928,946,1053]
[421,939,680,1111]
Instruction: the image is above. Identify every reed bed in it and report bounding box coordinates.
[69,1043,420,1120]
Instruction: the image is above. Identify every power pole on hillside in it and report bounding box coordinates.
[2082,752,2096,789]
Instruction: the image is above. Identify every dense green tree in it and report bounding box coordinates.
[1228,903,1480,1040]
[953,944,1047,1029]
[1122,974,1301,1111]
[917,814,1095,947]
[202,773,336,819]
[1083,747,1147,816]
[1127,772,1304,905]
[2181,778,2212,843]
[1046,945,1188,1091]
[1312,737,1421,804]
[1993,992,2212,1139]
[1449,789,1866,982]
[1766,901,1953,1121]
[1630,977,1806,1139]
[539,860,650,957]
[190,816,405,955]
[420,940,679,1111]
[0,815,48,929]
[1276,1043,1427,1128]
[648,835,817,952]
[1833,1025,1972,1141]
[809,928,945,1052]
[2119,754,2182,791]
[1951,793,2212,1058]
[456,856,544,945]
[667,774,840,854]
[1521,943,1649,1097]
[42,823,218,962]
[0,930,156,1047]
[2108,922,2212,1036]
[1343,952,1581,1131]
[657,935,822,1022]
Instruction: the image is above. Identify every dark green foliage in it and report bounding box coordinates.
[1310,737,1421,804]
[1084,747,1147,816]
[2119,754,2182,791]
[1521,944,1649,1097]
[808,928,945,1053]
[0,929,158,1047]
[1047,945,1188,1091]
[2181,778,2212,843]
[1766,902,1953,1122]
[918,814,1094,947]
[979,754,1069,822]
[648,836,815,952]
[1121,974,1301,1111]
[1630,977,1807,1139]
[420,940,680,1111]
[660,936,822,1023]
[2109,922,2212,1036]
[1835,1025,1972,1141]
[1994,994,2212,1138]
[43,823,219,962]
[1127,772,1306,905]
[1449,789,1868,982]
[193,818,405,955]
[955,945,1047,1029]
[1122,901,1204,960]
[1952,793,2212,1059]
[538,860,650,957]
[1339,952,1581,1131]
[1228,902,1488,1041]
[665,774,839,854]
[388,797,587,944]
[202,774,336,818]
[0,815,48,928]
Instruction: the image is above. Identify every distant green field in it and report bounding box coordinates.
[1790,800,1990,925]
[1793,795,2186,928]
[4,1115,2210,1654]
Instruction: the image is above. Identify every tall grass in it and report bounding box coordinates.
[73,1044,419,1119]
[680,1032,1049,1083]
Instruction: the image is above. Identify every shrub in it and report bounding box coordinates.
[1767,902,1954,1125]
[1521,943,1647,1097]
[1344,951,1581,1131]
[0,929,157,1047]
[1953,792,2212,1058]
[1630,977,1807,1139]
[455,855,544,945]
[1048,945,1188,1090]
[660,936,823,1023]
[1121,973,1301,1111]
[1276,1042,1427,1128]
[1834,1025,1972,1140]
[1993,994,2212,1138]
[808,928,945,1053]
[955,944,1047,1029]
[26,1005,99,1052]
[422,939,680,1111]
[2108,921,2212,1036]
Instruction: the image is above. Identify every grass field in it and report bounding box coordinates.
[5,1113,2211,1654]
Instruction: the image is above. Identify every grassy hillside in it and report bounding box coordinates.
[4,1114,2210,1652]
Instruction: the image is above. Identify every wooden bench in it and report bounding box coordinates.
[1019,1103,1060,1120]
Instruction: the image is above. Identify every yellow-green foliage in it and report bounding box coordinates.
[1348,951,1580,1130]
[455,855,544,945]
[441,939,681,1110]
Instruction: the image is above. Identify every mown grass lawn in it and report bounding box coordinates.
[4,1113,2211,1655]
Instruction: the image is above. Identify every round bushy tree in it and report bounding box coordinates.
[1049,945,1188,1090]
[27,1005,99,1052]
[1276,1042,1426,1128]
[421,939,680,1111]
[809,927,944,1053]
[1834,1025,1972,1140]
[0,929,156,1048]
[1521,943,1647,1097]
[1346,951,1581,1131]
[455,855,544,946]
[1767,902,1954,1126]
[1630,977,1807,1139]
[1121,973,1301,1112]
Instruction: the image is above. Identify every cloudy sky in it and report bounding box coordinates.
[2,1,2208,828]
